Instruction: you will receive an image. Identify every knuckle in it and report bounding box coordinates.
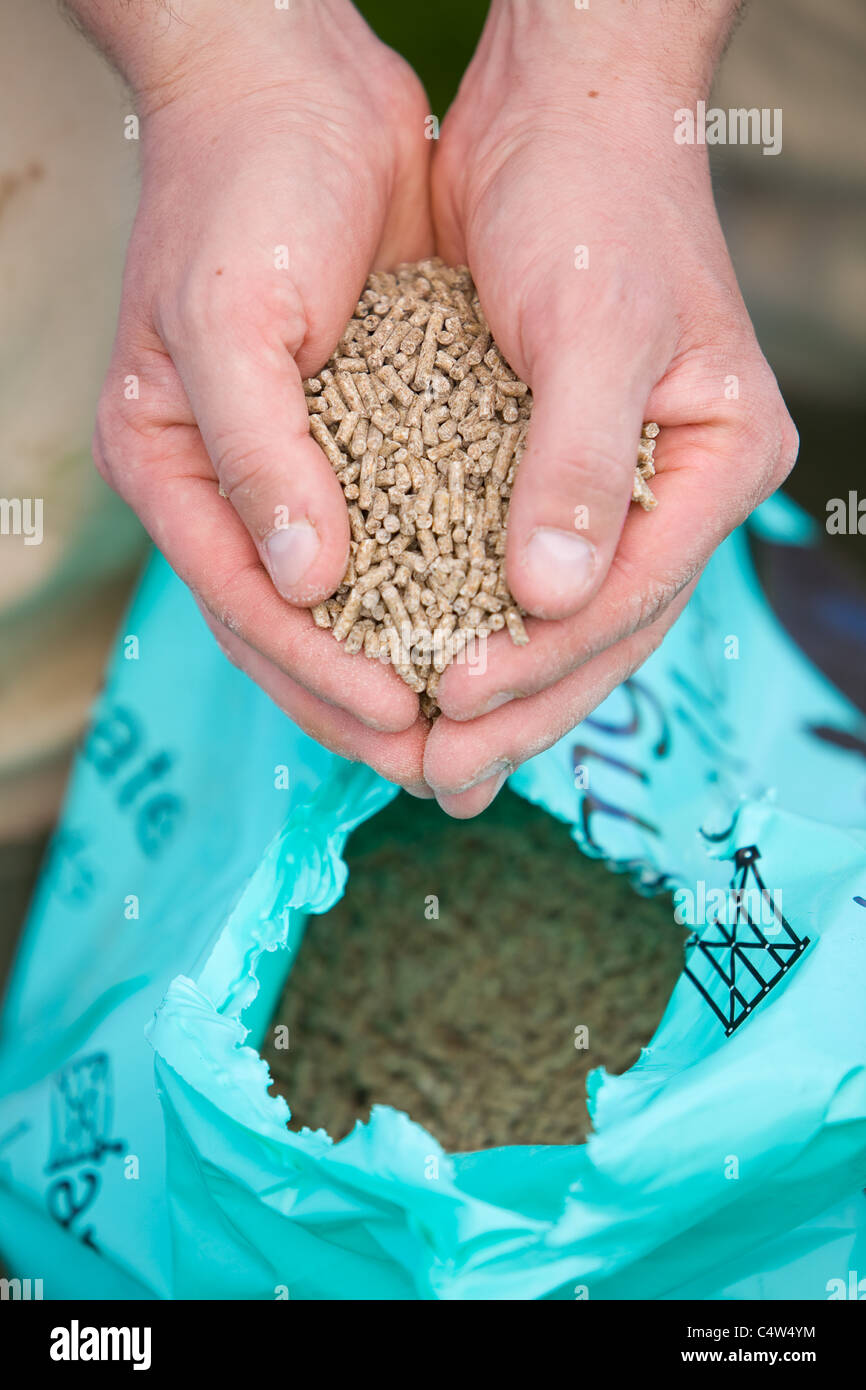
[749,407,799,494]
[554,431,636,495]
[162,264,308,357]
[581,434,635,476]
[91,429,115,487]
[633,580,673,633]
[631,569,691,635]
[92,396,125,487]
[163,268,229,343]
[772,408,800,486]
[200,559,257,635]
[210,433,275,511]
[728,409,768,461]
[621,614,676,685]
[642,623,668,661]
[729,372,800,492]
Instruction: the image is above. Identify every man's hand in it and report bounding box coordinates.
[427,0,798,815]
[69,0,435,792]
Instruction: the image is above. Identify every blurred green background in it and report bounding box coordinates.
[357,0,488,114]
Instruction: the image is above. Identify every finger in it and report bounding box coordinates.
[437,419,770,720]
[163,302,351,606]
[434,767,510,820]
[425,583,695,805]
[404,783,436,800]
[200,606,431,793]
[93,411,420,732]
[505,321,660,621]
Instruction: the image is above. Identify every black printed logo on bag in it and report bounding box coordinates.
[44,1053,125,1252]
[684,846,810,1035]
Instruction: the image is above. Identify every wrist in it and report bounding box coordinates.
[64,0,356,114]
[484,0,741,107]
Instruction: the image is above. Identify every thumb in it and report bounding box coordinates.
[506,344,653,620]
[173,327,350,605]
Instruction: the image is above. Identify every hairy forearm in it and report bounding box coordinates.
[485,0,745,103]
[60,0,351,107]
[61,0,210,91]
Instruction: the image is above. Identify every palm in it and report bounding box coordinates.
[424,62,795,815]
[95,34,435,792]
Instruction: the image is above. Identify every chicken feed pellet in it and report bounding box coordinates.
[304,259,659,716]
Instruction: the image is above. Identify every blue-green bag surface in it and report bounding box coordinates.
[1,495,864,1300]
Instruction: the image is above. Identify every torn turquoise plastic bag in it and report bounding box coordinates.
[0,493,864,1300]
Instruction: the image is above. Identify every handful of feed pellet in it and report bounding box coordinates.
[305,259,659,717]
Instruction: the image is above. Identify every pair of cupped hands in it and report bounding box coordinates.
[92,0,797,816]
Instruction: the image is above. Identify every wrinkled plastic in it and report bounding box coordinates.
[1,494,864,1300]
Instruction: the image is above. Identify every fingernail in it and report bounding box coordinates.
[403,782,436,800]
[523,527,596,607]
[479,691,517,715]
[488,766,510,799]
[265,521,320,594]
[465,757,511,792]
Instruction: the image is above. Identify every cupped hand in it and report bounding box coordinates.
[93,0,434,792]
[426,1,798,815]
